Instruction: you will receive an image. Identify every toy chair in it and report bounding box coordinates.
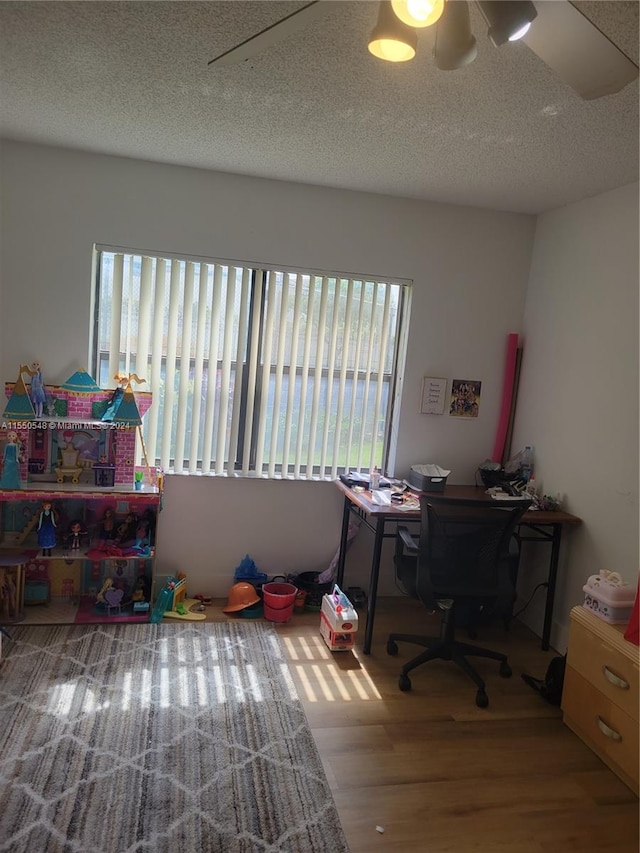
[105,587,124,616]
[55,448,82,484]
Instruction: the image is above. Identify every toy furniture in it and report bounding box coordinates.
[0,556,26,623]
[61,578,75,599]
[54,448,82,484]
[93,463,116,487]
[24,559,51,605]
[386,494,531,708]
[105,587,124,617]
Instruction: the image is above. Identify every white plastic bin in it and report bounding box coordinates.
[583,571,636,624]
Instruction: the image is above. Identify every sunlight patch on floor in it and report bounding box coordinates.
[291,658,382,703]
[281,633,332,661]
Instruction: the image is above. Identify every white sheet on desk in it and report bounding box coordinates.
[411,464,451,478]
[371,489,391,505]
[491,494,531,501]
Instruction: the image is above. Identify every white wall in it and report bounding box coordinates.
[1,145,634,651]
[511,182,639,652]
[0,141,537,613]
[0,142,534,485]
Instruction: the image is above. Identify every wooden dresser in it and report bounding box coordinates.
[562,605,639,794]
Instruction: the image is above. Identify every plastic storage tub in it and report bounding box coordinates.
[583,571,636,624]
[408,464,449,492]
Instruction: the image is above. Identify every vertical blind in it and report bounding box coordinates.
[94,248,410,478]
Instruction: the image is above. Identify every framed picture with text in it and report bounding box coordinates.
[420,377,447,414]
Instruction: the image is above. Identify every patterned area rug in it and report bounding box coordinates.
[0,623,349,853]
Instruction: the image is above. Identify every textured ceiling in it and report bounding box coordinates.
[0,0,638,214]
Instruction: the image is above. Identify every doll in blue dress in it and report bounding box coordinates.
[27,362,47,418]
[0,431,23,489]
[37,501,57,556]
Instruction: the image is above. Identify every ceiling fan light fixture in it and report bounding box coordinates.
[369,1,418,62]
[391,0,444,28]
[476,0,537,47]
[433,0,477,70]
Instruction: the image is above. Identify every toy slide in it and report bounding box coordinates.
[149,574,207,622]
[162,598,206,621]
[149,583,174,622]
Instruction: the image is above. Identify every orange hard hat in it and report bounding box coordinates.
[222,582,261,613]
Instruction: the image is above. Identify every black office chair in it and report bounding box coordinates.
[387,494,532,708]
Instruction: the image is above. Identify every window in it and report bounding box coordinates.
[93,246,411,478]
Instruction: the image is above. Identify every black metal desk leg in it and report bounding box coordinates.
[542,524,562,651]
[363,518,385,655]
[335,495,351,590]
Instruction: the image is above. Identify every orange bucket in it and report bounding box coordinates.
[262,582,297,622]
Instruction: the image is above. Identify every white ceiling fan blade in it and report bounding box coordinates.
[522,0,638,100]
[208,1,332,67]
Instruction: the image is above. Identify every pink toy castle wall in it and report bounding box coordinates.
[3,384,153,487]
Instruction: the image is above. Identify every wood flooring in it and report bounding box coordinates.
[17,595,639,851]
[275,598,639,853]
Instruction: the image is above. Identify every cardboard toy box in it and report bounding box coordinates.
[320,585,358,651]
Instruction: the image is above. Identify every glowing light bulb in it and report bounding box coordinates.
[391,0,445,28]
[368,36,416,62]
[508,21,532,41]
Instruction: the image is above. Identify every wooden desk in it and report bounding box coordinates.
[335,481,582,655]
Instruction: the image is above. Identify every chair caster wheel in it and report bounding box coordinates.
[399,673,412,692]
[499,661,512,678]
[387,640,398,656]
[475,689,489,708]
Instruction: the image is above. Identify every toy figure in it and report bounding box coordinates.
[96,577,113,605]
[115,512,138,545]
[134,518,150,549]
[132,574,150,603]
[66,520,86,551]
[25,361,47,418]
[141,508,156,545]
[100,508,115,541]
[101,385,125,423]
[0,431,23,490]
[0,568,17,620]
[37,501,57,556]
[113,371,146,395]
[101,372,146,422]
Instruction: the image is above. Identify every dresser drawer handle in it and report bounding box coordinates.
[597,717,622,741]
[602,666,629,690]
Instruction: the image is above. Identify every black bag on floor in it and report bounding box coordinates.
[521,654,567,706]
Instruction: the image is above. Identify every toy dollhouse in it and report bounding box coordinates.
[0,366,160,624]
[1,367,153,488]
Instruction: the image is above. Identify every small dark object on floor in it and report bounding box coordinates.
[347,587,367,608]
[295,571,333,608]
[521,654,567,705]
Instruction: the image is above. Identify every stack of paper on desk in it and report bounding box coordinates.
[491,493,531,501]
